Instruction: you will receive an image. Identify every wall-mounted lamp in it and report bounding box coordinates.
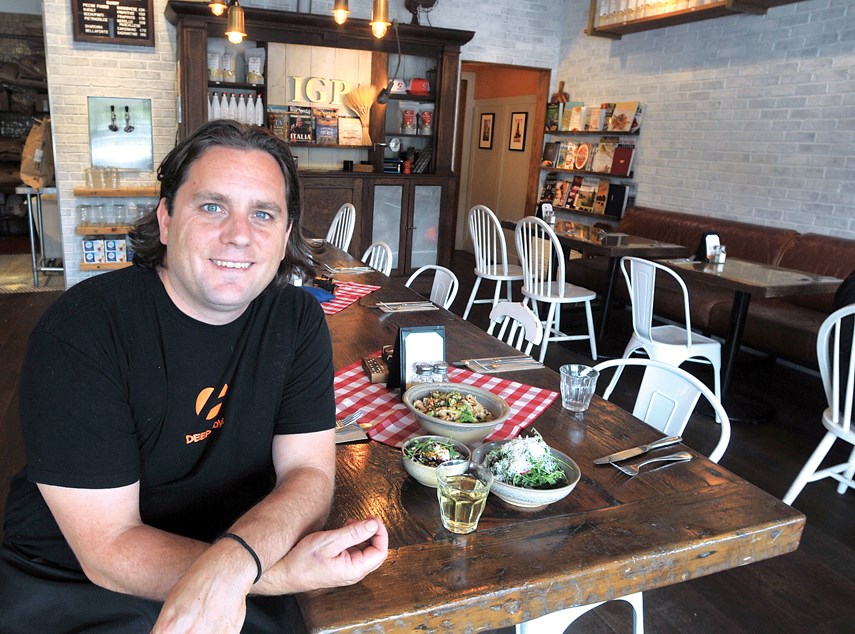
[225,0,246,44]
[208,0,228,17]
[332,0,350,25]
[370,0,391,39]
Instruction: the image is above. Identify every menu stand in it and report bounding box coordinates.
[15,186,62,287]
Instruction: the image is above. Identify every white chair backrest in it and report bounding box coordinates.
[818,304,855,432]
[621,256,696,346]
[361,241,393,276]
[515,216,566,296]
[468,205,511,277]
[405,265,459,310]
[594,357,731,463]
[325,203,356,252]
[487,302,543,355]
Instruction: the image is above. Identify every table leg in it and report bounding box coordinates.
[719,290,774,423]
[25,192,39,287]
[596,256,620,345]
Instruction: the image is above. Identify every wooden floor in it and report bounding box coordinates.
[1,252,853,632]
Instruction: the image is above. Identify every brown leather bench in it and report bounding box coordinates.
[567,206,855,368]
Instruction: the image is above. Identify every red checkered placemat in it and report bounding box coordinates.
[321,281,381,316]
[333,358,558,448]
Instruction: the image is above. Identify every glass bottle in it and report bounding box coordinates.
[412,363,435,385]
[431,361,450,383]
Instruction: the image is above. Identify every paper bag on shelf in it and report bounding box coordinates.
[20,117,54,189]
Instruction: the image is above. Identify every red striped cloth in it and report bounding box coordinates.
[321,281,381,316]
[333,358,559,448]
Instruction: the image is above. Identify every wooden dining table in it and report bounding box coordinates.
[501,218,688,343]
[295,243,804,633]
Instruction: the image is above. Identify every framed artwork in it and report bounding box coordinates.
[478,113,495,150]
[509,111,528,152]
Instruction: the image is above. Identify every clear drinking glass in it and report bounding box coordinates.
[436,460,492,534]
[559,364,599,413]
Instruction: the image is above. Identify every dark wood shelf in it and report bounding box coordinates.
[545,129,639,137]
[289,143,372,149]
[586,0,804,39]
[387,94,435,103]
[541,167,634,180]
[208,81,265,92]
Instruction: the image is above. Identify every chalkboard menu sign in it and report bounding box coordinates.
[72,0,155,47]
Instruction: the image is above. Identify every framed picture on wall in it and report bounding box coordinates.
[478,113,495,150]
[509,112,528,152]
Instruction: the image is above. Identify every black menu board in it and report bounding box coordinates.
[72,0,155,47]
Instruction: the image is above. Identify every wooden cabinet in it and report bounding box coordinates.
[586,0,807,39]
[164,1,472,275]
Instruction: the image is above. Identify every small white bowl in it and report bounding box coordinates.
[472,440,581,509]
[401,435,471,488]
[402,383,510,446]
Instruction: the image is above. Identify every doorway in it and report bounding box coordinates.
[453,62,551,256]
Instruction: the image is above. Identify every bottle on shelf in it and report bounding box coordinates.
[210,91,221,120]
[254,93,264,126]
[219,92,229,119]
[228,92,237,120]
[237,93,247,123]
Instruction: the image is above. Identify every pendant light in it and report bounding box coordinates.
[208,0,227,17]
[332,0,350,25]
[370,0,391,39]
[225,0,246,44]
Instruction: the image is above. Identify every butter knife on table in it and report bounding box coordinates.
[593,435,682,464]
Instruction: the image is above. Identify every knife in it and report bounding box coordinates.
[593,435,682,465]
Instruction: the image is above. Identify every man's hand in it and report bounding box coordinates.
[271,517,389,593]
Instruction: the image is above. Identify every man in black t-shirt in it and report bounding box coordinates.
[0,120,388,633]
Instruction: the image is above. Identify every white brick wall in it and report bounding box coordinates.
[42,0,855,288]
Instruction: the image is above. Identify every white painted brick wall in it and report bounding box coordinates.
[42,0,854,288]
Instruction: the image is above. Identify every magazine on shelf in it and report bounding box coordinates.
[338,116,363,146]
[545,103,561,132]
[590,136,618,173]
[631,103,644,133]
[559,101,583,131]
[313,107,339,145]
[573,176,599,212]
[610,141,636,177]
[593,178,610,214]
[540,172,559,202]
[567,175,584,207]
[289,106,314,143]
[566,104,587,132]
[608,101,639,132]
[586,106,606,132]
[604,183,629,218]
[600,102,616,130]
[573,142,592,171]
[557,141,577,169]
[541,141,561,167]
[266,105,288,140]
[553,178,572,208]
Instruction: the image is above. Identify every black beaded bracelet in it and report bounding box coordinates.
[219,532,262,584]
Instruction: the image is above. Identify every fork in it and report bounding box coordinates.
[612,451,692,476]
[336,408,367,429]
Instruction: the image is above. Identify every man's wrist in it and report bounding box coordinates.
[217,532,263,584]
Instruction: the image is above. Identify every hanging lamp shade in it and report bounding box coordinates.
[333,0,350,25]
[225,0,246,44]
[208,0,227,17]
[370,0,391,38]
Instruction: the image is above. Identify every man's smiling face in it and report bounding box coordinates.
[156,145,291,324]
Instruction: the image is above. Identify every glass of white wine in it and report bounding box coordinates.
[436,460,493,534]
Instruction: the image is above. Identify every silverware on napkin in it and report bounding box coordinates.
[376,301,438,313]
[593,435,682,465]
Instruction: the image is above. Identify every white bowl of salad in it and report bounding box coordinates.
[401,435,471,487]
[403,383,510,445]
[472,433,581,508]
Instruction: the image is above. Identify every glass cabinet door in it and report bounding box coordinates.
[411,185,442,268]
[371,185,404,269]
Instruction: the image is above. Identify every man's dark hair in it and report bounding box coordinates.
[129,120,313,285]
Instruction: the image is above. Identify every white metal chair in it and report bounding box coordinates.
[405,265,459,310]
[615,256,722,418]
[361,241,393,276]
[325,203,356,252]
[487,301,543,355]
[462,205,524,320]
[514,216,597,363]
[783,305,855,505]
[518,357,731,634]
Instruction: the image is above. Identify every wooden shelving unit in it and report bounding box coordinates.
[586,0,806,39]
[76,225,132,235]
[80,261,133,271]
[73,186,159,198]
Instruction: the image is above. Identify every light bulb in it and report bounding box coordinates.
[371,21,388,38]
[209,1,227,17]
[333,0,349,25]
[227,31,244,44]
[225,1,246,45]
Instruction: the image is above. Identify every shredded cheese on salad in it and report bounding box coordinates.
[483,432,569,490]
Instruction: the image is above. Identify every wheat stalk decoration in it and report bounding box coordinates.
[343,84,377,145]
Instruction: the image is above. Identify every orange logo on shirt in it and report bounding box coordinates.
[186,384,228,444]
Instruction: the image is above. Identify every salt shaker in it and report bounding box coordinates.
[431,361,450,383]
